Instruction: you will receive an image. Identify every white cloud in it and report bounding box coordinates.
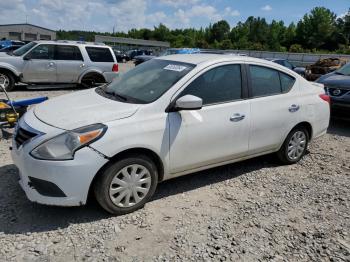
[337,12,348,20]
[0,0,240,32]
[109,0,147,31]
[224,7,240,17]
[147,11,167,25]
[159,0,200,8]
[174,4,222,26]
[261,5,272,11]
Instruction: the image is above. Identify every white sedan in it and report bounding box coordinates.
[11,54,330,215]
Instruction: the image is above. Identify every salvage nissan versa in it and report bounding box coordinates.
[11,54,330,215]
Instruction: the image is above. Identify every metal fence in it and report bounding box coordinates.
[202,49,350,67]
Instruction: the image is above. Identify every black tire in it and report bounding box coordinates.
[277,126,309,164]
[94,155,158,215]
[80,74,105,88]
[0,71,15,91]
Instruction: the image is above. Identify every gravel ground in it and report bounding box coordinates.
[0,63,349,261]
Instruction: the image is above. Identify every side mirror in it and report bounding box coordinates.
[174,95,203,111]
[23,55,31,60]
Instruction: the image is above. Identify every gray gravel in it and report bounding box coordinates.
[0,65,349,261]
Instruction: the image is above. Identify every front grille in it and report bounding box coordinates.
[326,87,350,97]
[14,127,38,148]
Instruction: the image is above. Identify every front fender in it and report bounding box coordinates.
[0,62,21,77]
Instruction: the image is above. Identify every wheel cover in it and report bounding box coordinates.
[0,73,10,88]
[287,131,306,160]
[109,164,152,208]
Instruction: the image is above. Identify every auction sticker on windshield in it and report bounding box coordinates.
[163,64,187,72]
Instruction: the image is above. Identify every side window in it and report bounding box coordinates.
[181,64,242,105]
[280,72,296,93]
[29,44,54,60]
[249,65,281,97]
[85,47,114,62]
[56,45,83,61]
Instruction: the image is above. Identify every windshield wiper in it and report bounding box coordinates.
[334,71,345,75]
[104,89,128,101]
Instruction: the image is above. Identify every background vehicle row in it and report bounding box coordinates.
[0,41,118,91]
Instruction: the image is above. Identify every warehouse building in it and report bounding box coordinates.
[95,35,170,54]
[0,24,56,41]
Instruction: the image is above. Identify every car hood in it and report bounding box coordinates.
[34,89,140,130]
[317,72,350,89]
[0,52,10,57]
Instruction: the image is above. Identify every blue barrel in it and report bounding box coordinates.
[7,97,48,107]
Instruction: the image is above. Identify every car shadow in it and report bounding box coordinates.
[327,118,350,138]
[0,154,278,235]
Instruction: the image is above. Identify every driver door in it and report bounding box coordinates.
[22,44,57,83]
[168,64,250,174]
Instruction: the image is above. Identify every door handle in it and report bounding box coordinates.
[230,113,245,122]
[80,63,85,68]
[288,104,300,113]
[47,62,54,67]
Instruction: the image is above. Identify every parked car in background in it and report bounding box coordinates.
[126,49,152,61]
[0,40,118,91]
[316,62,350,119]
[113,50,128,63]
[266,58,305,77]
[306,58,347,81]
[0,45,24,53]
[0,40,25,52]
[134,48,200,65]
[11,54,330,215]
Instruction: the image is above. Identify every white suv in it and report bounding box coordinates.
[11,54,330,215]
[0,41,118,91]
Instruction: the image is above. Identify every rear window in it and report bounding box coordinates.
[85,47,114,62]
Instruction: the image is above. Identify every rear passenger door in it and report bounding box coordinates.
[55,45,85,83]
[247,64,300,154]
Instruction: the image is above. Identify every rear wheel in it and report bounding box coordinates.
[80,73,105,88]
[0,71,15,91]
[277,127,309,164]
[94,155,158,215]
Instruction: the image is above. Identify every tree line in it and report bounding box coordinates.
[57,7,350,54]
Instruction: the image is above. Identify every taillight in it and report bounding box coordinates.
[319,94,330,104]
[112,64,119,72]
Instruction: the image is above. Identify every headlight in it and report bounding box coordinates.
[30,123,107,160]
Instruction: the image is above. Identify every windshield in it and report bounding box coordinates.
[337,63,350,76]
[12,42,37,56]
[103,59,195,103]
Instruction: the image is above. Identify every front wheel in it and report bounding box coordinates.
[0,71,15,91]
[277,127,309,164]
[94,155,158,215]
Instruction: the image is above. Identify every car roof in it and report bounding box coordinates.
[33,40,109,48]
[155,54,280,66]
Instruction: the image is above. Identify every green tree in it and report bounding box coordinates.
[296,7,336,49]
[211,20,230,42]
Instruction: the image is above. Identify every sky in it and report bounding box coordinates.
[0,0,349,33]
